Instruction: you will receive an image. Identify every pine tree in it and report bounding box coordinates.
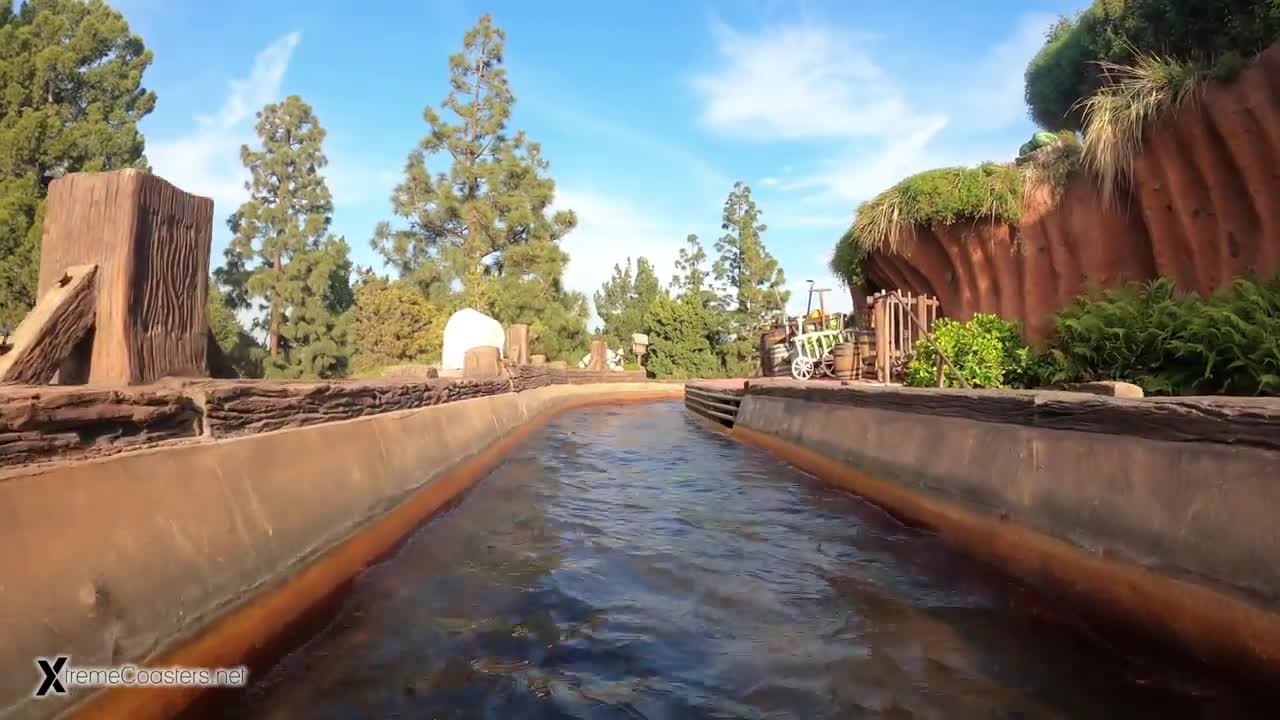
[207,280,264,378]
[349,272,443,372]
[712,182,788,375]
[373,12,583,352]
[217,95,352,378]
[0,0,156,326]
[594,256,662,354]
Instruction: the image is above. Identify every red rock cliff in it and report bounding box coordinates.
[865,43,1280,342]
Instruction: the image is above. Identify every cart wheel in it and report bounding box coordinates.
[791,356,814,380]
[819,353,835,377]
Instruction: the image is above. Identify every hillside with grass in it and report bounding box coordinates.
[834,0,1280,343]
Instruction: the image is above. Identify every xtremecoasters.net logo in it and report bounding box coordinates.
[33,656,249,697]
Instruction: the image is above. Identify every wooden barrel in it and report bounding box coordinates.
[833,342,856,380]
[769,343,789,377]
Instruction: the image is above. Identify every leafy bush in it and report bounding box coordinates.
[350,276,442,373]
[643,293,725,380]
[1042,276,1280,396]
[905,313,1036,389]
[848,164,1023,254]
[1024,0,1280,132]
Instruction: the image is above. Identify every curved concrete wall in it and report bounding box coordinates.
[0,382,681,720]
[729,388,1280,683]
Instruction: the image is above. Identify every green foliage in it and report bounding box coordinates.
[1024,0,1280,131]
[905,314,1036,389]
[349,274,442,373]
[643,293,725,380]
[1018,130,1083,203]
[216,95,353,379]
[712,182,788,374]
[594,256,663,354]
[373,13,578,318]
[1042,277,1280,396]
[847,164,1024,254]
[207,281,264,378]
[0,0,156,325]
[829,227,866,292]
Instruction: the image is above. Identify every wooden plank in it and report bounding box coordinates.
[685,401,737,424]
[685,394,741,414]
[505,324,529,366]
[684,387,744,404]
[0,265,98,384]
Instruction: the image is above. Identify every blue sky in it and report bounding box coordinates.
[119,0,1082,323]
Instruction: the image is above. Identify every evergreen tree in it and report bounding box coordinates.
[349,272,443,372]
[643,293,724,380]
[0,0,156,325]
[217,95,352,378]
[712,182,788,374]
[594,256,662,353]
[207,280,264,378]
[373,13,584,354]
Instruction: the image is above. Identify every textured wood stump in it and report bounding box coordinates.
[463,346,502,377]
[39,169,214,385]
[505,324,530,366]
[588,339,608,371]
[0,265,97,384]
[530,354,546,366]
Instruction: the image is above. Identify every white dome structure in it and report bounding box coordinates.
[441,308,505,371]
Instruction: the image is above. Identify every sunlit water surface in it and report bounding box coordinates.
[212,401,1258,719]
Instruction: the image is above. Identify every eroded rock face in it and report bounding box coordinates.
[865,43,1280,342]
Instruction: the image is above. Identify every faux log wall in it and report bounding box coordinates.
[865,43,1280,342]
[0,368,655,469]
[39,170,215,384]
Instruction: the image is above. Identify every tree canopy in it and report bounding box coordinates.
[216,95,353,378]
[594,256,663,353]
[0,0,156,325]
[712,182,788,375]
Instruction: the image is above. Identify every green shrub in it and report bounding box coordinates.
[1024,0,1280,131]
[1042,276,1280,396]
[905,313,1035,389]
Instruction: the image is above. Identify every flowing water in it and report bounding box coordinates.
[214,401,1258,719]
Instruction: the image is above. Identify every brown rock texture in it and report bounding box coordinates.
[0,265,97,384]
[726,378,1280,452]
[864,43,1280,342]
[194,378,512,438]
[39,170,215,384]
[0,385,202,466]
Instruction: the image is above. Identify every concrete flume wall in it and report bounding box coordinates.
[0,382,682,720]
[725,383,1280,684]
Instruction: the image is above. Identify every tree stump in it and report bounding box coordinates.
[530,354,546,366]
[463,346,502,377]
[39,170,214,385]
[588,339,608,371]
[505,324,530,366]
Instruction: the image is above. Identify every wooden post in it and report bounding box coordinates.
[505,324,530,366]
[935,350,945,388]
[38,170,214,385]
[588,339,608,371]
[463,346,502,377]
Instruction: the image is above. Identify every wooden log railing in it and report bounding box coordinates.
[866,290,968,388]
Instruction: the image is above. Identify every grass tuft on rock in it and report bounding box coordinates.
[845,163,1024,254]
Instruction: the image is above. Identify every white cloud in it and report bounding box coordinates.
[691,18,939,142]
[759,176,780,187]
[554,187,695,328]
[148,32,302,214]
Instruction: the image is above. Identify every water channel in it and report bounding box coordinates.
[211,401,1257,719]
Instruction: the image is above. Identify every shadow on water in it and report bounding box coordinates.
[199,400,1272,720]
